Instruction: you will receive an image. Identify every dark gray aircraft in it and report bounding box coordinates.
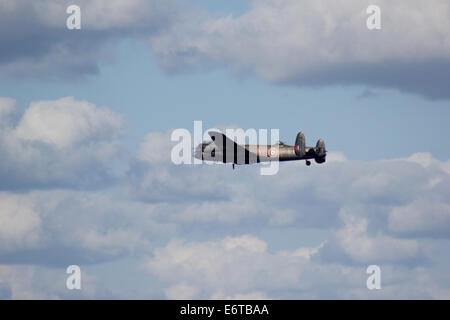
[194,131,326,169]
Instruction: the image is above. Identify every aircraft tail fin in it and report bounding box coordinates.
[315,139,326,163]
[295,132,306,157]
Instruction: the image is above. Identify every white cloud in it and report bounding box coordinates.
[129,131,450,273]
[32,0,180,30]
[145,235,317,298]
[0,193,41,252]
[400,152,450,175]
[0,0,181,78]
[151,0,450,99]
[15,97,124,148]
[211,291,270,300]
[1,121,449,298]
[128,132,233,202]
[145,234,450,299]
[221,235,267,253]
[129,130,450,241]
[164,282,199,300]
[3,0,450,98]
[0,189,171,266]
[327,208,421,264]
[0,265,40,299]
[0,263,112,299]
[326,151,347,163]
[136,132,174,164]
[0,96,125,189]
[389,198,450,238]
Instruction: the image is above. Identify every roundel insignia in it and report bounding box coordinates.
[269,148,278,157]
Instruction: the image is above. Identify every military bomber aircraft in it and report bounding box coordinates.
[194,131,326,169]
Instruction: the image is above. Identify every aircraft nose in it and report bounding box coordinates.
[194,145,204,160]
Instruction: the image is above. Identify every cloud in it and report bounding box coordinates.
[0,263,116,299]
[0,0,181,78]
[0,193,41,252]
[0,96,125,190]
[164,282,199,300]
[150,0,450,99]
[383,153,450,238]
[0,189,175,267]
[4,0,450,100]
[128,131,450,274]
[4,0,449,99]
[15,96,124,148]
[145,235,316,298]
[127,132,232,203]
[144,234,449,299]
[389,197,450,238]
[128,131,449,237]
[0,265,41,299]
[0,119,449,298]
[211,291,270,300]
[319,208,422,265]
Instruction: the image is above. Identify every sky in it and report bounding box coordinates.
[0,0,449,299]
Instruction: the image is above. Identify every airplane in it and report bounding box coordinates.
[194,131,326,169]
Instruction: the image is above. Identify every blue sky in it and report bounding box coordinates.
[0,0,450,299]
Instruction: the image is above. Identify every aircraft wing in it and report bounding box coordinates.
[207,131,248,152]
[208,131,258,164]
